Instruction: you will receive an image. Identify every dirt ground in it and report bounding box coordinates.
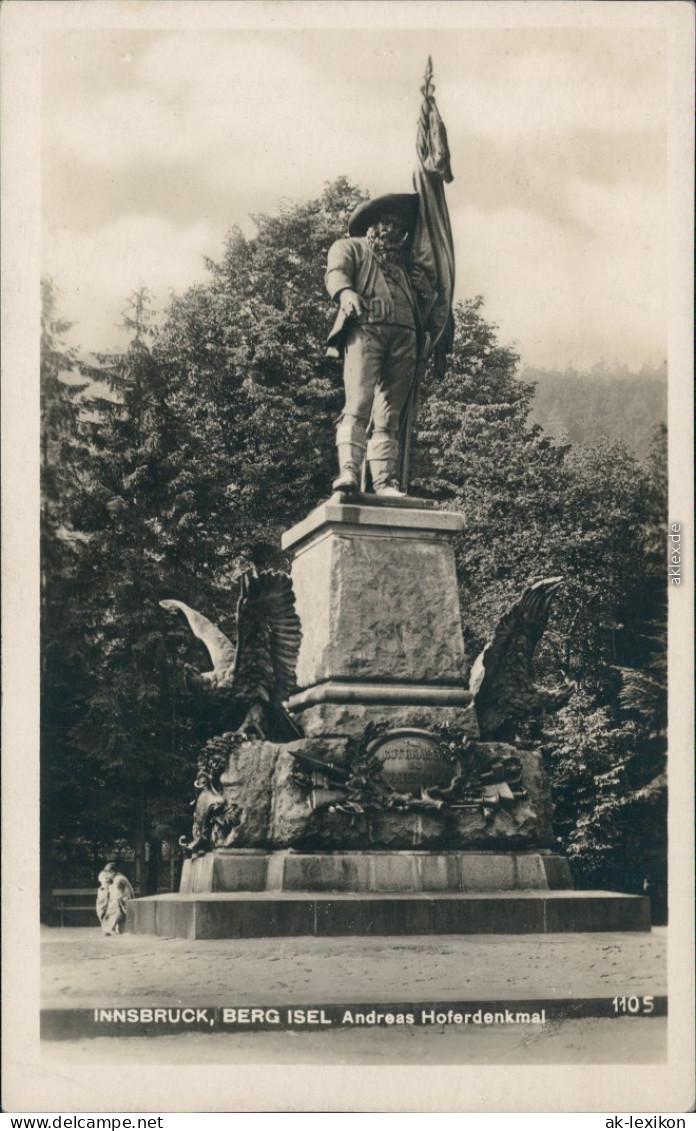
[42,925,667,1008]
[39,926,668,1068]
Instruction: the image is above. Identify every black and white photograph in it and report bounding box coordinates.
[2,0,694,1116]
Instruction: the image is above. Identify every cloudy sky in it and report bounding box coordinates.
[42,19,668,370]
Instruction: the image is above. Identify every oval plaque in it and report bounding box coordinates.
[369,729,452,794]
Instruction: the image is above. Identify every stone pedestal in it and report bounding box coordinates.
[282,501,475,734]
[127,498,653,938]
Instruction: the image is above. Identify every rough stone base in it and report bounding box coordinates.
[210,737,554,851]
[180,850,573,894]
[127,890,651,939]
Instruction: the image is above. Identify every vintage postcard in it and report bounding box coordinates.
[2,0,694,1116]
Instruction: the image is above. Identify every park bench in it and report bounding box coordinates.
[52,888,97,927]
[51,885,172,925]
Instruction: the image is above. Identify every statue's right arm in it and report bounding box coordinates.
[325,238,359,301]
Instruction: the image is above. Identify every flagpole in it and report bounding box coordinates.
[399,57,454,494]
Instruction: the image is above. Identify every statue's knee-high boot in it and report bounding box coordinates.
[333,416,367,491]
[366,431,405,496]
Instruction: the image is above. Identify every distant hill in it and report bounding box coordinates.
[523,363,667,456]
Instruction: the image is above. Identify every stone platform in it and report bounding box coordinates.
[128,848,650,938]
[127,889,650,939]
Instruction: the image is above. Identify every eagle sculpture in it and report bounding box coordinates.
[160,570,302,741]
[469,577,576,742]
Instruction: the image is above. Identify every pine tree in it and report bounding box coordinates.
[69,290,201,892]
[40,279,103,907]
[41,277,87,585]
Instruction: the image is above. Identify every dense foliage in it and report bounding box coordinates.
[40,180,668,918]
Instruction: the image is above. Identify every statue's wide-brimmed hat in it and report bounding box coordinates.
[348,193,420,237]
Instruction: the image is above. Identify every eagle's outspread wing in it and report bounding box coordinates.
[160,572,302,739]
[470,577,572,741]
[231,570,302,710]
[159,599,236,685]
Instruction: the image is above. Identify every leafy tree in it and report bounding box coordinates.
[538,429,668,920]
[540,673,667,921]
[413,297,667,916]
[154,176,367,569]
[413,295,571,665]
[552,438,656,691]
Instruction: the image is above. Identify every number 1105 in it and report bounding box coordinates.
[612,996,654,1014]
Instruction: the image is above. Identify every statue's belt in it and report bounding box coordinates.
[356,296,416,328]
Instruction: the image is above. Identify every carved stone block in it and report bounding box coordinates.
[284,503,468,690]
[269,754,361,849]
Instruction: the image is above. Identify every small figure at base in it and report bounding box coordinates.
[96,862,134,936]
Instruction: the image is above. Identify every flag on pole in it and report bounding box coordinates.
[411,55,455,378]
[398,58,455,491]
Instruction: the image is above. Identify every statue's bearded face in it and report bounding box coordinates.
[366,213,409,261]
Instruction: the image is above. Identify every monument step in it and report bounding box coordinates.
[127,890,650,939]
[179,850,573,894]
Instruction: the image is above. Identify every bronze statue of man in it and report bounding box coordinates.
[325,59,454,497]
[325,193,433,497]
